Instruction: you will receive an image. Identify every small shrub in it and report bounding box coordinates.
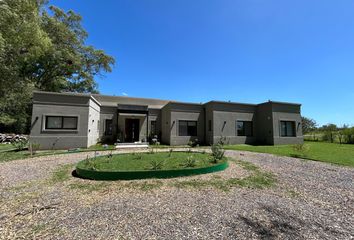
[188,138,199,148]
[149,159,164,170]
[29,142,40,155]
[11,139,28,151]
[148,148,155,154]
[217,136,227,146]
[135,153,142,160]
[292,144,310,158]
[168,149,173,157]
[183,156,196,168]
[211,144,225,163]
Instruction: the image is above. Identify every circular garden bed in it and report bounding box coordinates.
[76,151,228,180]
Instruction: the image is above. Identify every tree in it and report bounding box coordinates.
[0,0,115,133]
[301,117,317,134]
[321,124,337,143]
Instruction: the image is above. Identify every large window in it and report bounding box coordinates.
[280,121,296,137]
[236,121,253,136]
[45,116,78,130]
[179,120,197,136]
[150,120,157,136]
[105,119,113,135]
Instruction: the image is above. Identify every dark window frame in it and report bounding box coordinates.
[280,121,296,137]
[178,120,198,136]
[45,116,78,130]
[105,119,113,135]
[236,120,253,137]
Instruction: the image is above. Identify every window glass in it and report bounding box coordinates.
[46,116,62,129]
[236,121,253,136]
[179,121,197,136]
[63,117,78,129]
[150,121,157,135]
[45,116,78,130]
[105,119,113,135]
[280,121,296,137]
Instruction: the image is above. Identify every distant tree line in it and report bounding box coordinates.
[302,117,354,144]
[0,0,115,134]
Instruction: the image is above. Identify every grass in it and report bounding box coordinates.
[0,143,116,163]
[77,151,224,171]
[50,164,74,184]
[224,142,354,167]
[172,160,276,191]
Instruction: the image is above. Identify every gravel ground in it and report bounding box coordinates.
[0,149,353,239]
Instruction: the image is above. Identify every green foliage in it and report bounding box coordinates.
[211,144,225,163]
[29,142,41,155]
[302,117,317,134]
[182,156,197,168]
[149,159,164,170]
[0,0,115,133]
[187,138,199,148]
[343,127,354,144]
[291,144,310,158]
[320,124,338,143]
[224,142,354,167]
[11,139,28,151]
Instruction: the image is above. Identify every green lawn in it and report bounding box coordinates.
[224,142,354,167]
[0,143,115,163]
[77,151,223,171]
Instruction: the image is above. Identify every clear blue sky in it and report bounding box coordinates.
[51,0,354,126]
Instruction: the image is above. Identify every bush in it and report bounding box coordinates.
[183,156,196,168]
[11,139,28,151]
[211,144,225,163]
[149,159,164,170]
[292,144,310,158]
[188,138,199,147]
[29,142,41,155]
[343,127,354,144]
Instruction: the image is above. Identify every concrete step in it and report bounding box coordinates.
[115,142,149,149]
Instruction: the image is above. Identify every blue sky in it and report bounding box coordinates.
[50,0,354,126]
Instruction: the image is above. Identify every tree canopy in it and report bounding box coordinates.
[0,0,115,133]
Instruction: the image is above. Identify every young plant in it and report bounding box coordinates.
[168,149,173,157]
[29,142,41,156]
[149,159,164,170]
[211,144,225,163]
[292,144,310,158]
[183,156,196,168]
[11,139,28,151]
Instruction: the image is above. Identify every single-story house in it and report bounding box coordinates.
[30,91,303,149]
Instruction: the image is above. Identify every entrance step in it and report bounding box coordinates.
[115,142,149,149]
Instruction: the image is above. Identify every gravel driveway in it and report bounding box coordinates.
[0,149,353,239]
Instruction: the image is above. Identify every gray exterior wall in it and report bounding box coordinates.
[30,92,95,149]
[206,102,257,145]
[30,91,303,149]
[161,102,205,146]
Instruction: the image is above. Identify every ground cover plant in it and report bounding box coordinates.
[224,142,354,167]
[77,151,226,171]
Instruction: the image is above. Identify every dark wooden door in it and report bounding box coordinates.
[125,119,140,142]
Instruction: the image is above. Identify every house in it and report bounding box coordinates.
[29,91,303,149]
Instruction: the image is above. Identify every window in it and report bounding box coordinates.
[150,121,157,136]
[208,120,212,131]
[105,119,113,135]
[45,116,78,130]
[280,121,296,137]
[236,121,253,136]
[179,120,197,136]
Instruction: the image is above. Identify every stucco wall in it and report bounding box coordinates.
[30,103,90,149]
[87,99,101,147]
[272,103,303,145]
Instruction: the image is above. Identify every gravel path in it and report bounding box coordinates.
[0,149,353,239]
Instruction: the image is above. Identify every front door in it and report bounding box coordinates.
[125,119,140,142]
